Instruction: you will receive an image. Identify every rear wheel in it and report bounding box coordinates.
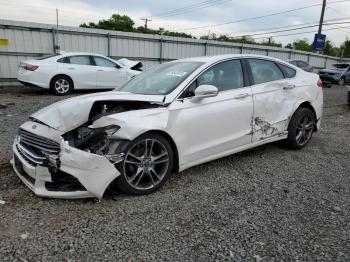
[286,108,315,149]
[115,133,174,195]
[50,75,73,95]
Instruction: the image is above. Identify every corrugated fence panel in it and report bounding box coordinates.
[243,48,267,56]
[325,58,339,68]
[309,56,327,68]
[267,51,290,61]
[290,52,309,61]
[207,45,240,55]
[0,55,33,78]
[163,42,204,59]
[1,19,350,85]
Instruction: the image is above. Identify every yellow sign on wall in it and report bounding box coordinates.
[0,39,9,46]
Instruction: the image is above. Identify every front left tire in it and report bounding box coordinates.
[115,133,174,195]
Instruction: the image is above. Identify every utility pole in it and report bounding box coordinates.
[140,18,152,32]
[318,0,326,35]
[55,8,60,52]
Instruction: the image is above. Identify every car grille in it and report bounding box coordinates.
[16,129,60,166]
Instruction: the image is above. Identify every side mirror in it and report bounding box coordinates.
[193,85,218,100]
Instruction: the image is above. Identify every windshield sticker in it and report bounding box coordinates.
[166,71,187,77]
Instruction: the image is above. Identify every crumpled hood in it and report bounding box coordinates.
[30,91,165,132]
[115,58,142,70]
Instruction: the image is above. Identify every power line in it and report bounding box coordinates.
[151,0,230,18]
[231,20,350,38]
[176,0,350,31]
[251,24,350,39]
[327,6,348,16]
[225,17,349,37]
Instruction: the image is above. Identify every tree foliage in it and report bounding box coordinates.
[80,13,350,57]
[200,34,282,47]
[340,38,350,58]
[80,13,194,38]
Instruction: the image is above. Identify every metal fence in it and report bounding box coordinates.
[1,19,349,86]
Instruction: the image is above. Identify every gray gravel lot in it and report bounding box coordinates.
[0,85,349,261]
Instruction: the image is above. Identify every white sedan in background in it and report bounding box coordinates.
[17,52,142,95]
[11,54,323,199]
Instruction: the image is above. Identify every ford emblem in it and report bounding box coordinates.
[32,125,37,129]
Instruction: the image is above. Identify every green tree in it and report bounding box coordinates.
[323,40,339,56]
[293,39,312,52]
[284,39,312,52]
[80,13,194,38]
[340,38,350,58]
[81,14,134,31]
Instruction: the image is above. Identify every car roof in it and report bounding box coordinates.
[58,52,107,57]
[175,54,289,64]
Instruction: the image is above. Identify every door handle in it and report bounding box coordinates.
[97,69,104,72]
[283,83,295,89]
[67,67,75,70]
[234,93,250,99]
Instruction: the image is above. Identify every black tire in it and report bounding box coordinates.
[50,75,73,96]
[115,133,174,195]
[285,108,315,150]
[338,77,345,86]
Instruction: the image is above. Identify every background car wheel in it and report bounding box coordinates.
[115,133,174,195]
[285,108,315,150]
[338,77,345,86]
[50,75,73,96]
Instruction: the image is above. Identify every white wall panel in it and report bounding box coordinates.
[0,19,349,85]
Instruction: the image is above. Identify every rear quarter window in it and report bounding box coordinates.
[279,64,296,78]
[57,57,70,63]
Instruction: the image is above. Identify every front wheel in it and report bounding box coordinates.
[115,133,174,195]
[285,108,315,150]
[338,77,345,86]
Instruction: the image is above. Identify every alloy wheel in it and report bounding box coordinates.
[296,115,314,146]
[123,139,170,190]
[55,79,70,94]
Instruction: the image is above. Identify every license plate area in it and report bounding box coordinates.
[14,154,35,185]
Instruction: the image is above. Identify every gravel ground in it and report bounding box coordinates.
[0,85,349,261]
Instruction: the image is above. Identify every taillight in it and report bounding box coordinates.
[24,64,39,71]
[317,79,322,88]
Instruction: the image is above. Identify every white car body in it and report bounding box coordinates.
[11,54,323,199]
[17,52,142,90]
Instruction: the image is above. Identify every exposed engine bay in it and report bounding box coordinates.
[62,100,162,155]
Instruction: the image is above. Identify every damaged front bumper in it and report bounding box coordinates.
[10,121,121,199]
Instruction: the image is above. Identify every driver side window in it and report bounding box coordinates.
[180,59,244,98]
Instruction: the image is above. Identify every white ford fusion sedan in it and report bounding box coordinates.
[11,54,323,199]
[17,52,142,95]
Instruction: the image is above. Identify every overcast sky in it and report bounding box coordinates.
[1,0,349,46]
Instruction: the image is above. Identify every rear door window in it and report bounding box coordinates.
[93,56,118,68]
[247,59,284,85]
[68,56,92,65]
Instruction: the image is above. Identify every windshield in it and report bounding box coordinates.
[118,61,204,95]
